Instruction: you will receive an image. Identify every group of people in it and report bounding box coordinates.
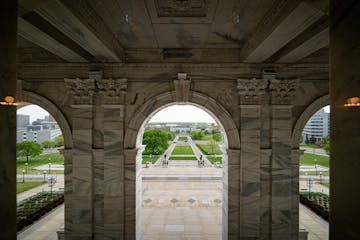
[198,155,205,167]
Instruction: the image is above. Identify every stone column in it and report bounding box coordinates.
[225,147,241,239]
[0,1,17,239]
[237,79,267,239]
[330,1,360,239]
[103,105,126,240]
[70,106,94,239]
[269,79,299,240]
[65,78,96,239]
[62,149,74,236]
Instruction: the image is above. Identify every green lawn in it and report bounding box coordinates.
[178,136,188,141]
[207,156,223,164]
[142,155,160,164]
[300,143,324,149]
[300,153,329,168]
[171,146,194,155]
[196,144,222,155]
[17,182,45,194]
[300,171,329,176]
[169,156,197,160]
[321,182,330,188]
[17,152,64,174]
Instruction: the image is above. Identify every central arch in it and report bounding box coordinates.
[124,90,240,239]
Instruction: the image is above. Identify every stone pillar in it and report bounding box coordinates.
[330,1,360,239]
[63,149,74,237]
[260,149,272,238]
[103,105,126,240]
[291,149,305,239]
[70,106,94,239]
[269,79,299,240]
[226,148,241,239]
[237,78,267,239]
[0,1,17,239]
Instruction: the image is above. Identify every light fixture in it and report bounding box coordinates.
[0,96,18,106]
[344,97,360,107]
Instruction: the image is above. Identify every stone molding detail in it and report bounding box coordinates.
[65,78,95,105]
[237,78,268,104]
[65,78,127,105]
[237,78,268,96]
[96,78,127,104]
[269,79,299,104]
[173,78,191,102]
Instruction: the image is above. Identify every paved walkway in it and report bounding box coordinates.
[17,205,64,240]
[17,168,329,239]
[300,147,329,156]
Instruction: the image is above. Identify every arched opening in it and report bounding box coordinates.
[138,103,228,239]
[124,91,240,240]
[293,95,330,239]
[15,91,72,239]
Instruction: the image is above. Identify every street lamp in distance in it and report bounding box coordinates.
[25,162,28,174]
[48,163,51,174]
[22,170,25,183]
[43,171,46,182]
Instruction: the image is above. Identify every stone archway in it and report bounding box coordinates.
[17,90,73,237]
[18,90,73,148]
[291,94,330,149]
[124,90,241,240]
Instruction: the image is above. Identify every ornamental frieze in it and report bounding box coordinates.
[65,77,127,105]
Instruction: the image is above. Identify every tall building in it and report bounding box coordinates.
[16,114,29,128]
[302,108,330,142]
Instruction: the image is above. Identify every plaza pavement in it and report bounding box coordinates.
[17,166,328,239]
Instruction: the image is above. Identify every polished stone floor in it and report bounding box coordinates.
[17,167,329,240]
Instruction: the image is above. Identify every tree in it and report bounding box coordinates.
[42,140,55,149]
[142,130,169,155]
[167,131,176,141]
[191,131,204,140]
[54,135,64,147]
[207,139,217,155]
[17,141,42,164]
[212,133,221,142]
[323,136,330,154]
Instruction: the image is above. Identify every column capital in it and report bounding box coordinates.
[237,78,267,104]
[269,79,299,105]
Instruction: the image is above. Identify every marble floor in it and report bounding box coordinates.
[17,166,329,239]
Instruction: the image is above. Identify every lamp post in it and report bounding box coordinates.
[314,159,318,176]
[22,170,25,183]
[48,163,51,174]
[319,172,323,184]
[43,171,46,182]
[25,162,28,174]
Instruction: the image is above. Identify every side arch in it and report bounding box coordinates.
[291,94,330,148]
[124,90,240,150]
[17,90,73,149]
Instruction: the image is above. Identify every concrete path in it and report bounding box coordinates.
[300,204,329,240]
[186,135,212,166]
[154,136,179,166]
[300,147,329,156]
[17,204,64,240]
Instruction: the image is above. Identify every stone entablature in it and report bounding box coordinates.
[237,78,299,105]
[65,77,128,105]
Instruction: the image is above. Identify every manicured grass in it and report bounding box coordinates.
[17,182,45,194]
[300,171,329,176]
[142,155,160,164]
[207,156,222,164]
[196,144,222,155]
[171,145,194,155]
[17,152,64,174]
[299,143,324,149]
[321,182,330,188]
[178,136,188,141]
[300,153,329,168]
[169,156,197,160]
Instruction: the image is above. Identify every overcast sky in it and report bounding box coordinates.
[17,104,330,123]
[149,105,216,123]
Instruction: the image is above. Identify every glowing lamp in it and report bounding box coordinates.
[344,97,360,107]
[0,96,18,106]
